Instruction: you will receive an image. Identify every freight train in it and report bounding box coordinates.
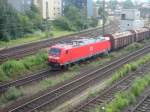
[48,27,150,70]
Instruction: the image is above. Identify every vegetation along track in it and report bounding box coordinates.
[69,60,150,112]
[131,92,150,112]
[0,68,56,93]
[3,42,150,112]
[0,20,119,63]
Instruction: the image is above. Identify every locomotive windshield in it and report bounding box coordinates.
[49,48,61,55]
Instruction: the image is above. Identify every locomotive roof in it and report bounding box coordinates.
[52,37,108,50]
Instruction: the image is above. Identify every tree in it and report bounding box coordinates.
[55,5,91,31]
[0,0,23,40]
[123,0,134,9]
[98,3,108,24]
[96,0,101,4]
[109,0,118,10]
[25,4,43,30]
[0,1,44,41]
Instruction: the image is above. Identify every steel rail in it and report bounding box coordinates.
[70,62,150,112]
[131,93,150,112]
[0,21,119,63]
[6,44,150,112]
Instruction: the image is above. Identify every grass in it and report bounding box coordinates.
[0,28,75,49]
[0,32,46,49]
[109,52,150,85]
[0,42,147,107]
[52,30,75,38]
[0,50,48,82]
[123,42,142,52]
[105,73,150,112]
[40,71,79,90]
[0,41,145,82]
[0,87,23,107]
[0,18,111,49]
[89,52,150,112]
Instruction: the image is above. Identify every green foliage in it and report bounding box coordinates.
[0,50,47,82]
[0,1,44,41]
[110,53,150,84]
[54,5,98,31]
[103,53,150,112]
[5,87,23,101]
[0,87,23,106]
[0,0,22,41]
[40,71,79,89]
[25,4,43,30]
[105,73,150,112]
[23,51,47,70]
[98,4,108,25]
[106,92,130,112]
[123,0,134,9]
[109,0,118,10]
[1,60,26,77]
[124,43,142,52]
[0,68,8,82]
[54,17,75,31]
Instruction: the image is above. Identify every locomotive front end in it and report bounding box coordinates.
[48,47,62,69]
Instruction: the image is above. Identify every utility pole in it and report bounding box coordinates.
[46,1,50,38]
[102,0,105,36]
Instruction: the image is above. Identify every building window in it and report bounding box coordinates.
[121,14,126,20]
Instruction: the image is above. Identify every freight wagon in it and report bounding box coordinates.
[105,31,135,50]
[48,27,150,70]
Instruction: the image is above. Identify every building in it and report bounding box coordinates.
[62,0,94,17]
[119,9,144,31]
[8,0,62,20]
[93,3,99,18]
[52,0,62,19]
[140,3,150,18]
[8,0,33,11]
[34,0,62,20]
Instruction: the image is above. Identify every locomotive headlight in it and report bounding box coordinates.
[49,56,60,60]
[54,57,60,59]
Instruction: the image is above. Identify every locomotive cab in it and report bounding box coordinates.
[48,47,62,69]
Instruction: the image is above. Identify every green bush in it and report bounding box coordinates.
[131,77,149,97]
[105,73,150,112]
[124,43,142,52]
[1,60,25,77]
[5,87,23,101]
[110,53,150,84]
[22,51,47,69]
[0,50,47,82]
[0,68,8,82]
[0,87,23,106]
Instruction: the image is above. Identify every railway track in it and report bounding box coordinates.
[130,92,150,112]
[0,20,119,63]
[0,68,52,93]
[69,61,150,112]
[3,42,150,112]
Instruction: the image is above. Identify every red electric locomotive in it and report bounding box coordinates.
[48,36,111,69]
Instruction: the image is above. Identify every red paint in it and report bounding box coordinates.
[48,37,111,67]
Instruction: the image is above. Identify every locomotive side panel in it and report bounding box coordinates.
[61,40,111,65]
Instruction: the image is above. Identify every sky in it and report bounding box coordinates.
[93,0,148,3]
